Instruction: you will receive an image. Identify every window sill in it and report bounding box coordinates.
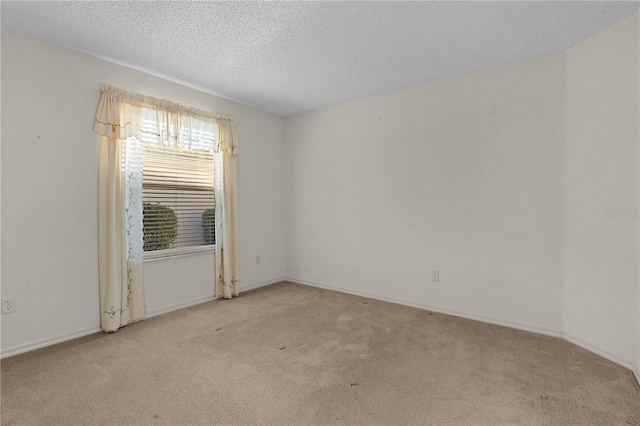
[143,245,215,262]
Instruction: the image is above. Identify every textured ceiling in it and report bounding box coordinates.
[2,1,639,116]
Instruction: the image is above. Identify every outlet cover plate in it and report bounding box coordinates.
[2,298,16,314]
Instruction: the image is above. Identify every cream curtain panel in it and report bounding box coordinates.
[97,136,145,332]
[215,113,239,298]
[93,86,240,332]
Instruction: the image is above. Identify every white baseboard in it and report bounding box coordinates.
[286,277,563,338]
[1,326,101,359]
[4,276,637,387]
[240,277,285,292]
[146,295,217,318]
[147,277,284,318]
[1,296,219,359]
[564,332,640,385]
[1,278,284,360]
[287,276,640,385]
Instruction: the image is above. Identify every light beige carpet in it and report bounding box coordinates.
[1,281,639,425]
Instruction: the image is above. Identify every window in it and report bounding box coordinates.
[95,85,240,324]
[132,110,218,256]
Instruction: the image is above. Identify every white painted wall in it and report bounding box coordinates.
[0,30,286,356]
[2,13,639,382]
[144,253,216,318]
[285,53,566,335]
[284,12,640,379]
[564,12,640,374]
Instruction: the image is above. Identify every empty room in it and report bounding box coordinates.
[1,1,640,425]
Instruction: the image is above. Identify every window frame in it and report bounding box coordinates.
[143,244,215,261]
[135,129,218,257]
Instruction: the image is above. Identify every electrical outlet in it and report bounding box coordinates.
[256,255,261,265]
[2,298,16,314]
[431,271,440,283]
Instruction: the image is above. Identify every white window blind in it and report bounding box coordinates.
[133,109,218,253]
[142,144,215,251]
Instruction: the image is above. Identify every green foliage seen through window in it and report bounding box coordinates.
[202,208,216,245]
[143,202,178,251]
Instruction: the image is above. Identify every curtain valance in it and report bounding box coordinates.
[93,85,238,156]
